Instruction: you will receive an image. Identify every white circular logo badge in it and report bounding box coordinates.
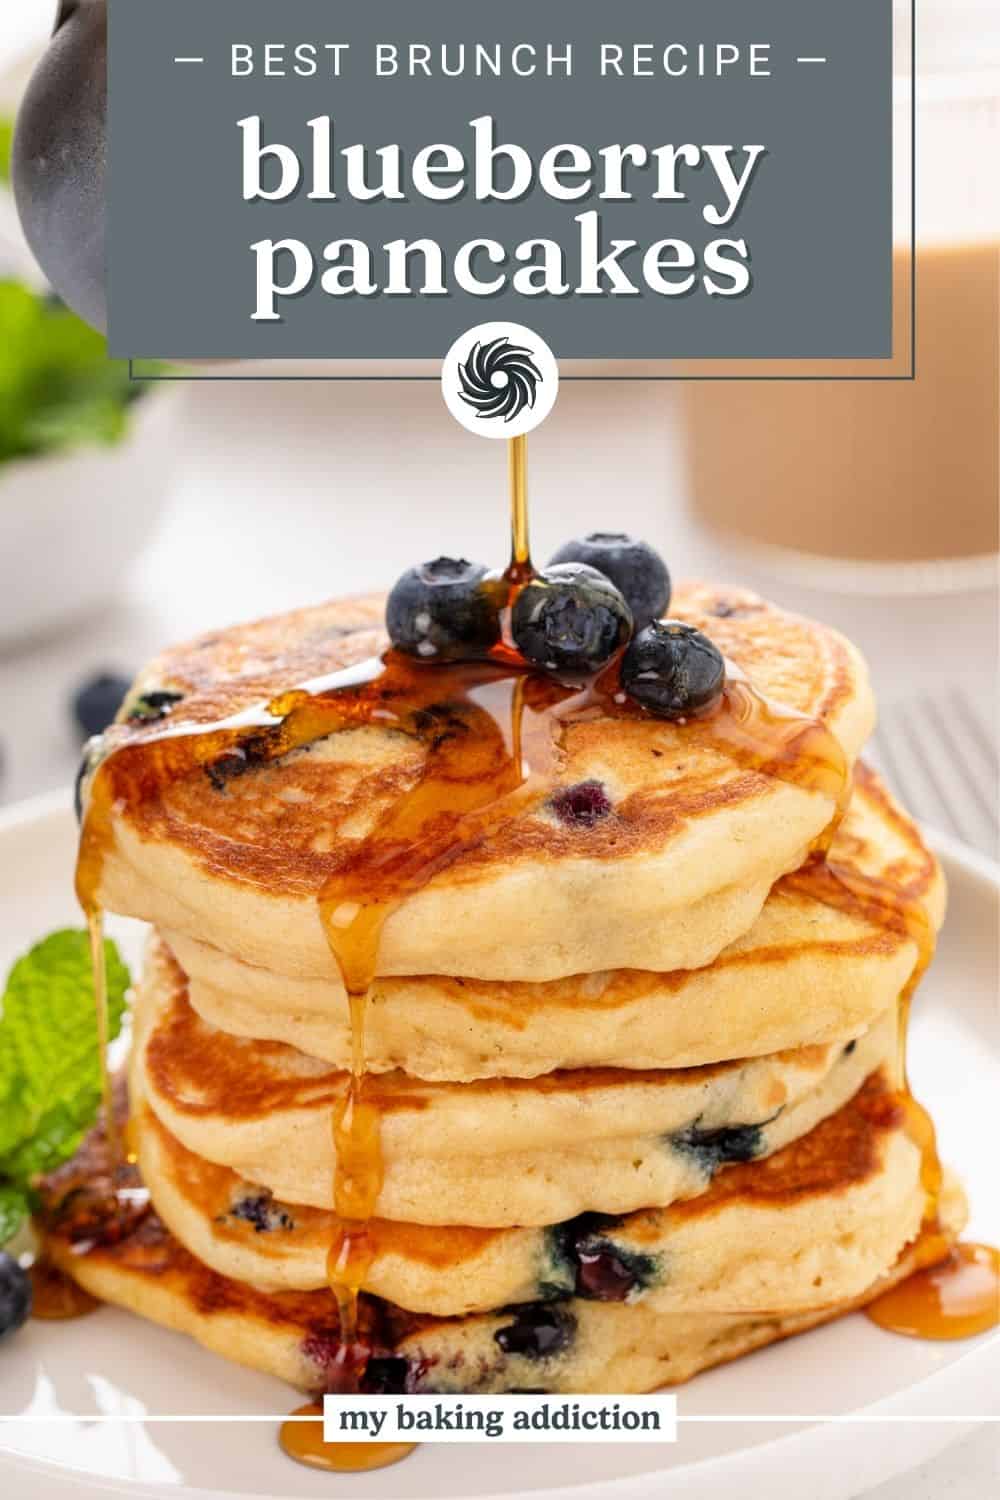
[441,322,559,439]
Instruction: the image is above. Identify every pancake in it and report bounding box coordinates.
[167,764,944,1079]
[133,1069,925,1317]
[36,1115,967,1393]
[134,937,897,1228]
[84,583,875,983]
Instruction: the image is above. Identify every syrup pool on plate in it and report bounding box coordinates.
[280,1405,415,1473]
[865,1243,1000,1341]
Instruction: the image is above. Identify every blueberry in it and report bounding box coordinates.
[620,621,725,719]
[549,780,612,828]
[127,690,183,724]
[548,533,671,629]
[511,565,632,680]
[205,747,251,792]
[548,1215,659,1303]
[362,1356,414,1394]
[386,557,500,660]
[205,730,277,792]
[494,1302,576,1360]
[0,1252,32,1342]
[576,1250,636,1301]
[671,1120,767,1176]
[72,672,132,739]
[227,1190,294,1233]
[74,737,103,825]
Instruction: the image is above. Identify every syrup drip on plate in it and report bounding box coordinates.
[280,1404,415,1472]
[865,1242,1000,1341]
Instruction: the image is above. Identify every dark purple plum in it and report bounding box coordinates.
[13,2,108,331]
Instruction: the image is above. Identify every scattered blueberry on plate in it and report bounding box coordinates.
[0,1252,32,1344]
[511,563,632,679]
[547,532,671,630]
[387,557,501,659]
[621,620,726,719]
[71,672,131,739]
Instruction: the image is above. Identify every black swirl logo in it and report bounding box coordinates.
[457,336,543,423]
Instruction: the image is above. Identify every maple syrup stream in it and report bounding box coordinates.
[62,436,996,1460]
[285,434,536,1466]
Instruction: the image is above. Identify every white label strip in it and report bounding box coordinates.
[322,1394,678,1443]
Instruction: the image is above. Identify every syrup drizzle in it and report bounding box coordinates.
[314,435,546,1390]
[84,905,121,1174]
[29,840,142,1316]
[785,850,998,1339]
[508,433,532,578]
[283,436,540,1465]
[29,1258,100,1321]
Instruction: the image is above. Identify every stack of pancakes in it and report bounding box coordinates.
[44,583,965,1395]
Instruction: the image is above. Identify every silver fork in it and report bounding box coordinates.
[868,688,999,858]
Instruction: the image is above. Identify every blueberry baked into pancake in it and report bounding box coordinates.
[26,489,995,1470]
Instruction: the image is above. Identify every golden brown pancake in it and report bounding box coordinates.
[35,1104,967,1394]
[133,937,899,1229]
[83,583,875,982]
[164,764,944,1078]
[129,1067,926,1316]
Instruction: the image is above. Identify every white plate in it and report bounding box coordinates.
[0,793,997,1500]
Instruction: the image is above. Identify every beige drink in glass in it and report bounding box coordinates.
[681,22,999,582]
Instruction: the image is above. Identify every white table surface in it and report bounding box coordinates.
[0,7,996,1497]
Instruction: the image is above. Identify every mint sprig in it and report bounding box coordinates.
[0,929,130,1244]
[0,281,149,466]
[0,1184,28,1245]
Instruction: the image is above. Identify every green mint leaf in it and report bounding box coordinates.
[0,281,159,466]
[0,1024,29,1162]
[0,929,130,1184]
[0,1184,29,1245]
